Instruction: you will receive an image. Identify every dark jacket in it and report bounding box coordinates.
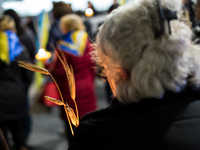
[0,49,31,123]
[18,29,36,63]
[69,87,200,150]
[46,20,63,52]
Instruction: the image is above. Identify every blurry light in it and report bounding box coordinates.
[38,48,46,57]
[35,48,52,61]
[2,0,114,16]
[85,8,94,17]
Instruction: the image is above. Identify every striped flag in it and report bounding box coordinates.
[35,11,50,87]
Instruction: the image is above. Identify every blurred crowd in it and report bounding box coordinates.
[0,1,118,150]
[1,0,200,149]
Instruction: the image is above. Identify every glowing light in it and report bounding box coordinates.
[38,48,46,57]
[35,48,51,61]
[85,8,94,17]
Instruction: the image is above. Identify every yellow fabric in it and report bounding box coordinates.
[41,12,50,48]
[71,30,79,44]
[35,60,44,87]
[36,12,50,88]
[79,32,88,56]
[59,41,78,50]
[0,31,9,65]
[71,31,88,56]
[120,0,126,5]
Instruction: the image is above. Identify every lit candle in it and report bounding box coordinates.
[35,48,52,61]
[85,8,94,17]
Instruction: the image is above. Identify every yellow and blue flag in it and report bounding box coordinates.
[0,30,23,65]
[59,30,88,57]
[35,11,50,87]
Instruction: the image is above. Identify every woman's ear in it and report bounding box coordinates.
[117,67,128,80]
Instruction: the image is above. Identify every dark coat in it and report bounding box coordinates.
[46,20,63,52]
[18,29,36,63]
[69,87,200,150]
[0,49,31,123]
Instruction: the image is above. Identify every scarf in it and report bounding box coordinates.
[0,30,23,65]
[59,30,88,57]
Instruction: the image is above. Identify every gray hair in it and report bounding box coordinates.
[95,0,200,103]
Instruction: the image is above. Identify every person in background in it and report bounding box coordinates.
[68,0,200,149]
[0,15,31,150]
[47,14,97,142]
[87,1,98,16]
[45,2,73,135]
[4,9,36,64]
[4,9,36,142]
[108,0,119,14]
[24,17,36,47]
[46,1,73,52]
[26,17,37,40]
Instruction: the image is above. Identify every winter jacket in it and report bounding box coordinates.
[46,20,63,52]
[0,31,31,122]
[69,86,200,150]
[18,29,36,63]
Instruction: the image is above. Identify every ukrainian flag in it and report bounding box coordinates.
[59,30,88,57]
[0,30,23,65]
[35,11,50,87]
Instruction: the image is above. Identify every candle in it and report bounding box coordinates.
[35,48,52,61]
[85,8,94,17]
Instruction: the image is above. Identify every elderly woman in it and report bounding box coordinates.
[68,0,200,149]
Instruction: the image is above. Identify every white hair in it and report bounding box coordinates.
[95,0,200,103]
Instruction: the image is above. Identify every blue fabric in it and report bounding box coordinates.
[59,30,88,57]
[5,30,23,62]
[59,31,79,56]
[46,19,63,52]
[60,31,78,56]
[62,31,74,44]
